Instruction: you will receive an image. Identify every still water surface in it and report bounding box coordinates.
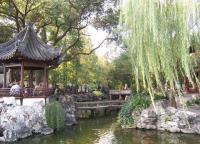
[12,117,200,144]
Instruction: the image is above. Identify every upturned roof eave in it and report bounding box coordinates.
[0,23,62,62]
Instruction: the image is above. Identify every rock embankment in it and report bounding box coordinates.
[0,97,53,142]
[129,100,200,134]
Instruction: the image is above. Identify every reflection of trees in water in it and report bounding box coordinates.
[114,128,200,144]
[12,117,200,144]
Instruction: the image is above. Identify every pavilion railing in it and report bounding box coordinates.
[0,88,55,98]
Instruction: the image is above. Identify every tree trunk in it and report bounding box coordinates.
[169,88,177,108]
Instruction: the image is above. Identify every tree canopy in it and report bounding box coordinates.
[0,0,119,61]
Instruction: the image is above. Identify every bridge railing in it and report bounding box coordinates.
[0,88,54,98]
[109,90,131,95]
[74,100,125,109]
[109,90,131,100]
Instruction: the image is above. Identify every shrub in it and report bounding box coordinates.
[45,101,65,130]
[194,99,200,105]
[186,99,200,106]
[118,94,151,126]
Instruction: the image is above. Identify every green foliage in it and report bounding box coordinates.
[0,0,118,49]
[108,52,132,89]
[45,101,65,130]
[49,39,106,89]
[0,26,13,43]
[186,101,193,106]
[118,94,151,126]
[194,99,200,105]
[186,98,200,106]
[92,91,103,97]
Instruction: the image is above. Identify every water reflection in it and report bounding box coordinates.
[95,130,116,144]
[11,117,200,144]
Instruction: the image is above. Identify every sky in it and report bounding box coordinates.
[86,25,122,61]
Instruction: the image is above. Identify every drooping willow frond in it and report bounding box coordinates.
[120,0,200,97]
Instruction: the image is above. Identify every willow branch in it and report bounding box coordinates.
[64,37,113,61]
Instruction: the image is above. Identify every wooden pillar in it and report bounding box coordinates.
[29,70,33,88]
[20,63,24,88]
[10,69,13,83]
[46,68,49,89]
[43,65,48,95]
[20,98,23,106]
[3,66,6,88]
[184,76,189,94]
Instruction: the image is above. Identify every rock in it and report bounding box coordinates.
[130,100,200,135]
[165,121,180,133]
[16,125,32,139]
[150,100,169,115]
[166,107,177,114]
[40,127,53,135]
[132,109,142,128]
[180,128,195,134]
[0,98,4,103]
[0,100,52,142]
[141,109,157,118]
[32,123,43,134]
[0,126,4,137]
[2,97,16,106]
[59,95,77,125]
[0,136,5,142]
[194,124,200,134]
[3,129,17,142]
[137,109,157,129]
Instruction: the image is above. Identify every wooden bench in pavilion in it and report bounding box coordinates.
[0,23,62,105]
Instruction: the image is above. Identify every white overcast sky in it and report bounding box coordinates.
[86,25,122,61]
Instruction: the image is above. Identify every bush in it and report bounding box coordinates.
[186,98,200,106]
[194,99,200,105]
[118,94,151,126]
[45,101,65,130]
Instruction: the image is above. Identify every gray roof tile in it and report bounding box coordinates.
[0,24,61,61]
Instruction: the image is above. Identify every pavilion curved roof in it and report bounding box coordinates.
[0,24,62,61]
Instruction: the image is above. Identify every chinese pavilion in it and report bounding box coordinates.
[0,23,62,100]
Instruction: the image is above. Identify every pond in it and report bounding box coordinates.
[12,116,200,144]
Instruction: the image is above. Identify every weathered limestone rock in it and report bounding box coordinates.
[40,127,54,135]
[130,99,200,135]
[137,109,157,129]
[16,125,32,139]
[0,126,3,136]
[3,129,17,142]
[131,109,142,128]
[59,95,77,125]
[2,97,16,106]
[0,98,4,103]
[0,99,53,142]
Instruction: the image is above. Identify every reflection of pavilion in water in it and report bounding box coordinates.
[0,23,62,104]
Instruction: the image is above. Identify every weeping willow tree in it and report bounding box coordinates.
[120,0,200,107]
